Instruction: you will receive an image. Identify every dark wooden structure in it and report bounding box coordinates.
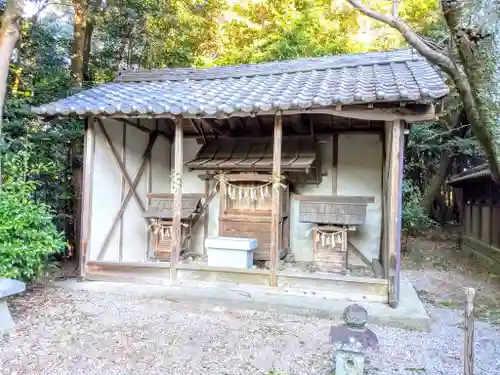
[296,195,374,273]
[185,137,320,261]
[144,193,205,261]
[448,164,500,269]
[216,173,290,261]
[186,137,321,184]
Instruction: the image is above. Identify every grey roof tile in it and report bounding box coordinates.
[32,49,449,117]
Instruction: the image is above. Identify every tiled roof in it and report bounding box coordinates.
[186,138,318,172]
[32,49,449,118]
[447,164,491,185]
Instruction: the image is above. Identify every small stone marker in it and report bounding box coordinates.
[0,278,26,331]
[329,304,378,375]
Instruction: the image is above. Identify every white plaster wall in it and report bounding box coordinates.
[290,137,334,262]
[337,133,383,263]
[289,134,382,264]
[89,119,171,261]
[89,119,123,261]
[89,131,382,264]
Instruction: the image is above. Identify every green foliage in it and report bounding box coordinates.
[4,13,83,242]
[3,97,83,219]
[89,0,443,71]
[0,149,66,282]
[404,116,481,205]
[212,0,360,65]
[402,179,435,235]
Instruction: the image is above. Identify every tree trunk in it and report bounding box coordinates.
[421,150,452,214]
[346,0,500,183]
[421,108,469,214]
[82,19,93,84]
[442,0,500,182]
[71,0,89,269]
[0,0,24,187]
[71,0,88,90]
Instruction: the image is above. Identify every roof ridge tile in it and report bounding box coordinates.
[115,49,422,83]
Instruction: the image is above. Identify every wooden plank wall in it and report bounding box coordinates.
[462,200,500,269]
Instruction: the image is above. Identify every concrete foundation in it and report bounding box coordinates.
[54,278,430,331]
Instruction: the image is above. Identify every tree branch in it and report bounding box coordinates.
[345,0,458,78]
[345,0,476,151]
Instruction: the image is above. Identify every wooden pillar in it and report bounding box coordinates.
[270,112,283,287]
[332,133,338,195]
[119,121,126,261]
[384,119,404,308]
[493,205,500,248]
[203,172,210,254]
[488,201,494,246]
[79,117,96,279]
[464,288,476,375]
[170,117,183,281]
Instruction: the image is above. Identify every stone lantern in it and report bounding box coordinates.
[0,278,25,331]
[329,304,378,375]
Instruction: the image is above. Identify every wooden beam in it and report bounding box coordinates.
[117,117,151,133]
[464,288,475,375]
[347,241,372,268]
[170,116,184,281]
[104,103,437,122]
[96,128,158,260]
[162,118,174,140]
[237,117,246,130]
[119,121,126,261]
[112,117,171,140]
[146,123,154,259]
[221,106,437,122]
[203,172,210,251]
[372,258,384,278]
[270,112,283,286]
[384,119,404,308]
[309,115,315,141]
[190,119,207,144]
[188,118,201,135]
[290,114,308,134]
[201,118,231,137]
[79,117,96,279]
[97,118,149,219]
[381,126,391,280]
[332,133,338,195]
[489,201,495,246]
[255,116,264,136]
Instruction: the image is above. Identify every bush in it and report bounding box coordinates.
[402,179,436,236]
[0,149,66,282]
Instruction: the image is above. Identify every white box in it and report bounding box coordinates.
[205,237,258,269]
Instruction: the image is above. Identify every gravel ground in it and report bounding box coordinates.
[0,283,499,375]
[1,235,500,375]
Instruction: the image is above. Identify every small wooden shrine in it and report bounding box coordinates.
[186,137,320,261]
[215,173,289,261]
[297,195,375,274]
[144,193,205,261]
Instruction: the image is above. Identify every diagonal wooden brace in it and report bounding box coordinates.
[98,118,150,220]
[96,119,159,260]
